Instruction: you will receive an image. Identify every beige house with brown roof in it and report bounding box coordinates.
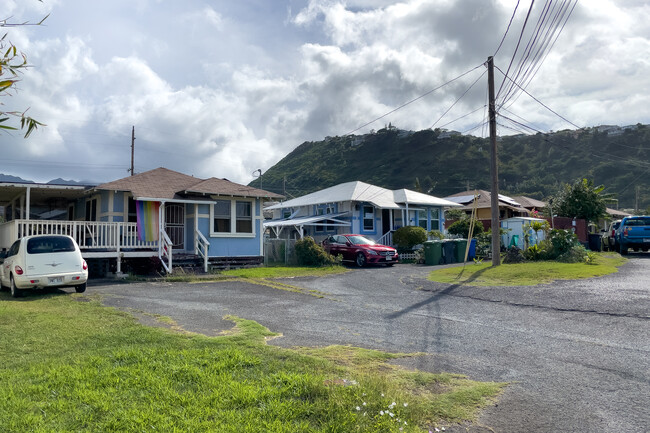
[0,168,282,274]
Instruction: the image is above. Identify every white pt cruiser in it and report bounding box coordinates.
[1,235,88,298]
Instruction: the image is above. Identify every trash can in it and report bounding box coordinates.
[442,240,456,264]
[423,240,443,266]
[588,233,602,252]
[454,239,468,262]
[468,238,477,260]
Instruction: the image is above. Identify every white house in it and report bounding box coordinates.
[264,181,460,246]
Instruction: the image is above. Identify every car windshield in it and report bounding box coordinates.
[27,236,76,254]
[346,235,376,245]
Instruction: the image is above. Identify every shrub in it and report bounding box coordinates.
[428,230,445,240]
[502,246,526,263]
[546,229,579,259]
[393,226,427,250]
[447,218,484,238]
[294,237,338,266]
[557,244,590,263]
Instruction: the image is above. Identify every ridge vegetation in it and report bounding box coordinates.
[250,124,650,210]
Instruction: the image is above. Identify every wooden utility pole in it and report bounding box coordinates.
[130,126,135,176]
[488,56,500,266]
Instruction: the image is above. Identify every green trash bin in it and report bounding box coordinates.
[454,239,468,262]
[423,240,443,265]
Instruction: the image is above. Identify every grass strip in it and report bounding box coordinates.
[428,253,626,286]
[0,293,503,432]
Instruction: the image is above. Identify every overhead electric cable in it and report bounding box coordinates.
[429,70,487,130]
[343,63,485,136]
[494,0,521,57]
[495,64,581,129]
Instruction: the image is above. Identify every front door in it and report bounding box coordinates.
[382,209,391,235]
[165,204,185,250]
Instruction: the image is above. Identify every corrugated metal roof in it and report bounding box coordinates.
[265,181,458,210]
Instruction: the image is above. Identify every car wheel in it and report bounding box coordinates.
[75,282,87,293]
[620,246,628,255]
[355,253,366,267]
[10,276,22,298]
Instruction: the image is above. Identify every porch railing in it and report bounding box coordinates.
[376,230,394,247]
[0,219,158,251]
[195,229,210,273]
[159,230,173,274]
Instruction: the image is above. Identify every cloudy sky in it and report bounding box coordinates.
[2,0,649,189]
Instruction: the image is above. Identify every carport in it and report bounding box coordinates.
[264,212,351,238]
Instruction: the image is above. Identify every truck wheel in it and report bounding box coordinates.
[75,282,87,293]
[10,276,22,298]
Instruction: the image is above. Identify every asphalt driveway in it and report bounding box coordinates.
[88,256,650,433]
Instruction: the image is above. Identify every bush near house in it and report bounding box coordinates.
[294,237,339,266]
[393,226,427,250]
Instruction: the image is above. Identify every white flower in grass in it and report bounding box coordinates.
[403,402,408,407]
[389,412,394,417]
[362,402,366,406]
[380,410,385,416]
[355,406,360,411]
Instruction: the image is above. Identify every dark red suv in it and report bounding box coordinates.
[322,234,398,267]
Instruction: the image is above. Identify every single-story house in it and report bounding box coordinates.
[264,181,460,246]
[443,190,530,221]
[0,167,282,274]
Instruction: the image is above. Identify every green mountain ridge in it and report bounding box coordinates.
[250,124,650,211]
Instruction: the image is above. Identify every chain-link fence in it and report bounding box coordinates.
[264,238,297,266]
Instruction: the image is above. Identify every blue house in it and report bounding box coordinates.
[0,168,282,274]
[264,181,460,246]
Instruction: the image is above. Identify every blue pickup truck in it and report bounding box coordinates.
[616,216,650,255]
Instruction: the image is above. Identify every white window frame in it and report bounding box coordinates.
[209,198,256,238]
[430,208,441,231]
[362,205,375,232]
[418,209,428,230]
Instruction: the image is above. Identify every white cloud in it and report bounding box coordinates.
[1,0,649,186]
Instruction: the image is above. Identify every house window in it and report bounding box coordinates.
[213,200,231,233]
[430,208,440,231]
[418,210,428,230]
[363,206,374,231]
[236,201,252,233]
[211,199,255,236]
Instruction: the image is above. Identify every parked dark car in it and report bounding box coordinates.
[322,234,398,267]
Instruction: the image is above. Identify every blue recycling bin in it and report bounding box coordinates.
[468,238,477,260]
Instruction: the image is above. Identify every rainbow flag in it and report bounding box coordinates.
[136,200,160,242]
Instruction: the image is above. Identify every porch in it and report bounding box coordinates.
[0,219,209,275]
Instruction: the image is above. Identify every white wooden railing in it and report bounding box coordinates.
[376,230,394,247]
[159,230,173,274]
[0,219,158,251]
[195,229,210,273]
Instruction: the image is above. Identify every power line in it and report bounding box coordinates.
[494,64,581,129]
[429,70,487,130]
[342,63,485,136]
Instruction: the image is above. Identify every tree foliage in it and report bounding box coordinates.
[1,8,48,138]
[551,178,610,222]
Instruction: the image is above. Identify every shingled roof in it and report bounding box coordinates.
[95,167,283,200]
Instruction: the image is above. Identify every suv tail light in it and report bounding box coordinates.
[14,265,23,275]
[82,260,88,271]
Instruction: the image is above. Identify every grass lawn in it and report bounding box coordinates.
[428,253,626,286]
[164,266,348,283]
[0,292,504,432]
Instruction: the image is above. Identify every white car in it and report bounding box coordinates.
[1,235,88,298]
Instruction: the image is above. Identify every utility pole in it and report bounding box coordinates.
[130,126,135,176]
[487,56,500,266]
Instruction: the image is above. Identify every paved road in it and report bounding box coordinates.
[90,256,650,433]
